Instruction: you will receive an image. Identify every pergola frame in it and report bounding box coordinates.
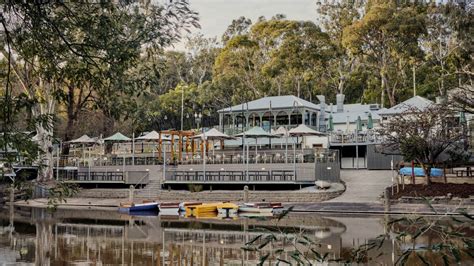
[159,130,196,162]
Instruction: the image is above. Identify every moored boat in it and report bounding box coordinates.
[118,201,159,213]
[186,202,221,218]
[238,202,283,214]
[216,202,239,217]
[159,202,180,216]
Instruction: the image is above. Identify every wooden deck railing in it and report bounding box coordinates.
[165,169,296,183]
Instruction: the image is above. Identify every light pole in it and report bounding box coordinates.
[103,157,108,178]
[194,112,202,130]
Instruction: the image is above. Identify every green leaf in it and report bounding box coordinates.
[450,247,461,263]
[245,234,262,245]
[458,211,474,220]
[257,253,269,266]
[276,258,292,265]
[277,206,294,221]
[241,246,257,252]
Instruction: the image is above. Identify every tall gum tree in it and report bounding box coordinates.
[342,1,426,107]
[1,1,198,181]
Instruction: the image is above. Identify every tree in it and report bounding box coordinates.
[222,16,252,44]
[342,1,426,107]
[317,0,361,96]
[1,1,198,181]
[378,104,467,185]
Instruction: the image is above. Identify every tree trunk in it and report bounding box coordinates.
[62,86,76,155]
[424,165,431,185]
[31,81,55,182]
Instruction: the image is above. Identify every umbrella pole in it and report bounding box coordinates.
[132,132,135,166]
[285,135,288,164]
[255,138,257,164]
[293,136,297,179]
[246,143,249,182]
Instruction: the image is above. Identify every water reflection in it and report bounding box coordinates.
[0,206,472,265]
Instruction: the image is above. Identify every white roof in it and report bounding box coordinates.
[377,96,433,116]
[69,134,96,144]
[136,131,173,141]
[192,128,234,140]
[218,95,321,113]
[289,124,325,136]
[330,103,383,124]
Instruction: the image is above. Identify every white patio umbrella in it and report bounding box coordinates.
[192,128,235,159]
[273,126,290,163]
[289,124,326,177]
[236,126,278,174]
[289,124,326,154]
[69,135,97,166]
[192,128,235,179]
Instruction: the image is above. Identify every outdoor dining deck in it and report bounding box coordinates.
[328,130,383,145]
[166,169,297,184]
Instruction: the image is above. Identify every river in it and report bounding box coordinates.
[0,206,472,265]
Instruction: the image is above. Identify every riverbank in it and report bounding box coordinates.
[13,197,473,215]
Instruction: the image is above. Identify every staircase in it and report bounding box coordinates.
[134,179,162,199]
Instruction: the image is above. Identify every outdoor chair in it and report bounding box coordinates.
[275,153,281,163]
[215,154,222,164]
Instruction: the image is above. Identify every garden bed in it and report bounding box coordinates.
[388,183,474,199]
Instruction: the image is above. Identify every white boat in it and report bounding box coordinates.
[159,202,180,216]
[238,203,274,214]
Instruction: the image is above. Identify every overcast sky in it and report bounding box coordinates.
[173,0,318,50]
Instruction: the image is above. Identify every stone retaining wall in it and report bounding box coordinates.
[151,190,343,203]
[74,187,344,202]
[74,189,129,199]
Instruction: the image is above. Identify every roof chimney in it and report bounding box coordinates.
[336,94,345,113]
[317,95,326,131]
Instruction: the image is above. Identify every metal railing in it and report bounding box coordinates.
[63,171,125,183]
[328,130,383,144]
[165,169,296,182]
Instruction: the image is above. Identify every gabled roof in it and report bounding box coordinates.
[330,103,382,124]
[218,95,321,113]
[377,96,433,116]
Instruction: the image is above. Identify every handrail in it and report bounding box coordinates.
[134,171,150,189]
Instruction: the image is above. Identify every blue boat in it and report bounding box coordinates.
[118,201,159,213]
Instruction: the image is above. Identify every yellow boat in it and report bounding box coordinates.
[216,202,239,217]
[185,202,232,218]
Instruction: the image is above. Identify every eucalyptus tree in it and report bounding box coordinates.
[0,1,198,181]
[342,1,426,107]
[316,0,361,97]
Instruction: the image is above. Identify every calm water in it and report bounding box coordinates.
[0,206,472,265]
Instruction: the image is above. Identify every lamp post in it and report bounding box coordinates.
[194,112,202,130]
[103,157,108,178]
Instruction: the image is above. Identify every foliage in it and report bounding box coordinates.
[378,104,468,184]
[46,182,79,212]
[243,203,473,265]
[187,184,203,193]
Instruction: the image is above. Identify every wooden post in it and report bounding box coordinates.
[158,132,162,160]
[178,133,183,162]
[243,185,249,202]
[171,133,175,162]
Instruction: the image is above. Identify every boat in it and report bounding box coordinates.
[118,201,159,213]
[239,202,283,214]
[179,202,202,212]
[216,202,239,217]
[185,203,221,218]
[238,212,274,218]
[159,202,180,216]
